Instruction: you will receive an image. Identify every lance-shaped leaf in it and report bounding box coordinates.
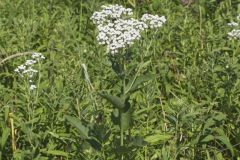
[1,127,10,150]
[215,128,234,156]
[200,135,215,143]
[144,134,172,145]
[125,73,154,95]
[65,115,89,139]
[129,136,147,147]
[99,93,125,109]
[120,102,132,131]
[40,149,69,157]
[111,108,120,125]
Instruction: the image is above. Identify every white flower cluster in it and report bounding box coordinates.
[227,22,238,27]
[91,4,166,54]
[91,4,133,26]
[228,29,240,39]
[96,18,148,53]
[15,52,45,90]
[227,14,240,39]
[141,14,166,28]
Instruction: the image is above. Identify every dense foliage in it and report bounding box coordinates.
[1,0,240,159]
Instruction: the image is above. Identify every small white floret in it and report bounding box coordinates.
[29,85,37,90]
[227,22,238,27]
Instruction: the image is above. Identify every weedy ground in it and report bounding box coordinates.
[0,0,240,159]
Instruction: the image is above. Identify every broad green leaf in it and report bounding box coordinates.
[201,135,214,143]
[120,106,132,131]
[130,136,147,147]
[41,149,69,157]
[214,113,226,121]
[111,108,120,125]
[1,127,10,150]
[215,133,234,156]
[125,74,154,94]
[144,134,172,145]
[133,105,156,118]
[99,93,125,109]
[203,118,215,132]
[212,47,232,53]
[65,115,89,139]
[86,138,102,151]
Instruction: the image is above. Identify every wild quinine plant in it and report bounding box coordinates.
[66,4,166,154]
[14,52,45,119]
[15,52,45,91]
[92,4,166,146]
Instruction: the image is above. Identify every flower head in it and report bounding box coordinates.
[141,14,166,28]
[91,4,133,25]
[91,4,166,54]
[227,15,240,39]
[15,52,45,91]
[228,29,240,39]
[32,52,45,60]
[29,84,37,90]
[227,22,238,27]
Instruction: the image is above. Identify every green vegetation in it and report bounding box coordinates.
[1,0,240,159]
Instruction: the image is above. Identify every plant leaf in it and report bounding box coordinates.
[120,106,132,131]
[1,127,10,150]
[213,113,226,121]
[201,135,215,143]
[99,93,125,109]
[111,108,120,125]
[144,134,172,145]
[216,135,234,156]
[129,136,147,147]
[65,115,89,139]
[125,74,154,94]
[41,149,69,157]
[215,128,234,156]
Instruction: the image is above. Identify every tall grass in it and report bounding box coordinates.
[1,0,240,159]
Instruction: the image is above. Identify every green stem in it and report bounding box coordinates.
[120,123,124,146]
[34,61,41,103]
[120,53,126,160]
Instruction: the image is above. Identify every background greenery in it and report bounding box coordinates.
[1,0,240,159]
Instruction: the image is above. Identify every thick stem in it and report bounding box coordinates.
[120,54,126,147]
[120,122,124,146]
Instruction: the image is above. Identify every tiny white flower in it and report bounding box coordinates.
[25,59,37,66]
[227,22,238,27]
[32,52,45,60]
[29,84,36,90]
[14,68,19,73]
[237,14,240,20]
[141,14,166,29]
[19,65,26,70]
